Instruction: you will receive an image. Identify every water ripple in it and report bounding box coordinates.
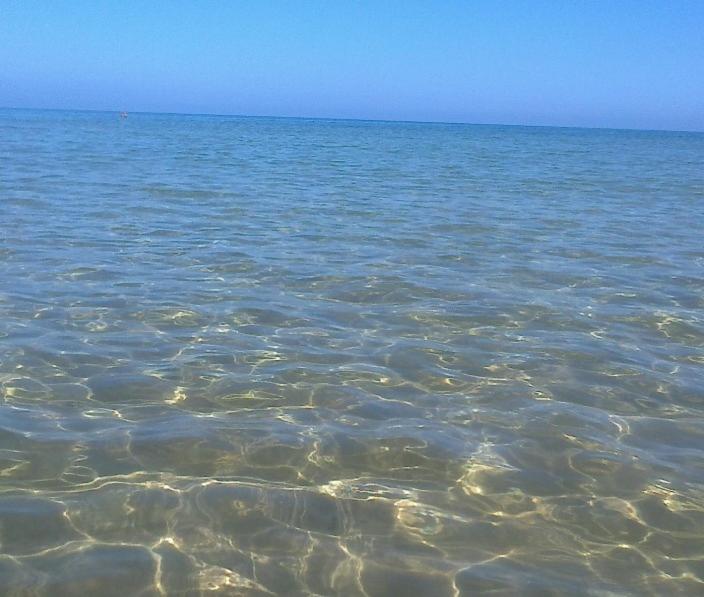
[1,109,703,595]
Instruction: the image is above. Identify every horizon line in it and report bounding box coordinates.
[1,105,702,135]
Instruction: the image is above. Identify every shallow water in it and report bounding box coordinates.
[1,109,704,595]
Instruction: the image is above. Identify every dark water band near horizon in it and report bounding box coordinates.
[1,109,704,595]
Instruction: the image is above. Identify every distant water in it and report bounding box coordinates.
[1,109,703,596]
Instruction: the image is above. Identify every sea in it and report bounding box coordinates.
[1,108,703,595]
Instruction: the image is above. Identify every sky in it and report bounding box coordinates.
[1,1,703,131]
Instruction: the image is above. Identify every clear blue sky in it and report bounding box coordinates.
[1,0,702,130]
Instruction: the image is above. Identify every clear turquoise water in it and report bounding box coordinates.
[1,109,704,595]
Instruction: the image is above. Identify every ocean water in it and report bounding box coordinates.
[1,108,703,596]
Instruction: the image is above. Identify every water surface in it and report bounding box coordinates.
[1,109,704,595]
